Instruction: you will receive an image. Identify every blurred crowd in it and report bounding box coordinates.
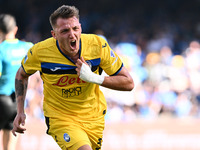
[1,0,200,122]
[103,40,200,122]
[1,0,200,54]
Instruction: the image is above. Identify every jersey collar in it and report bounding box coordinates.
[5,38,19,43]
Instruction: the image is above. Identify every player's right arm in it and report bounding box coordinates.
[12,66,30,136]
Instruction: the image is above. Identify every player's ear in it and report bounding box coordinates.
[14,26,18,35]
[51,30,56,39]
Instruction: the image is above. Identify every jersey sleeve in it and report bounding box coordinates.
[99,37,123,76]
[21,44,41,75]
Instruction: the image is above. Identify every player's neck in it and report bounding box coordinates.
[5,33,15,40]
[69,53,79,63]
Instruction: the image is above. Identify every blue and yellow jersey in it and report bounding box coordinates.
[22,34,123,121]
[0,39,33,95]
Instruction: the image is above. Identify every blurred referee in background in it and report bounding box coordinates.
[0,14,33,150]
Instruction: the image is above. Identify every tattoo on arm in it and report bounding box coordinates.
[15,78,27,97]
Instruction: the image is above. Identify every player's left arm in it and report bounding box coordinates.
[101,66,134,91]
[76,57,134,91]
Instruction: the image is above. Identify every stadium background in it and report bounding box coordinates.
[1,0,200,149]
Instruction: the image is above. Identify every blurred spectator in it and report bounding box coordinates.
[159,46,173,65]
[175,91,193,117]
[25,71,44,120]
[106,101,124,123]
[0,14,33,150]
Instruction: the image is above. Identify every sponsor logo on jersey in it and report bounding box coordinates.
[11,48,27,57]
[102,43,107,48]
[11,60,21,65]
[53,75,86,87]
[62,87,82,98]
[63,133,70,142]
[50,67,61,71]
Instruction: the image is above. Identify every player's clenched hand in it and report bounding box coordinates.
[75,56,87,76]
[75,57,104,85]
[12,113,26,136]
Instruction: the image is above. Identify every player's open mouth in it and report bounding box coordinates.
[70,40,76,49]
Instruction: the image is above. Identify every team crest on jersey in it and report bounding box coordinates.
[110,50,115,57]
[86,60,92,69]
[63,133,70,142]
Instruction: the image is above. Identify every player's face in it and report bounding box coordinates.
[51,16,82,57]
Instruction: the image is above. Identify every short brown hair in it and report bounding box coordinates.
[49,5,79,29]
[0,14,16,34]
